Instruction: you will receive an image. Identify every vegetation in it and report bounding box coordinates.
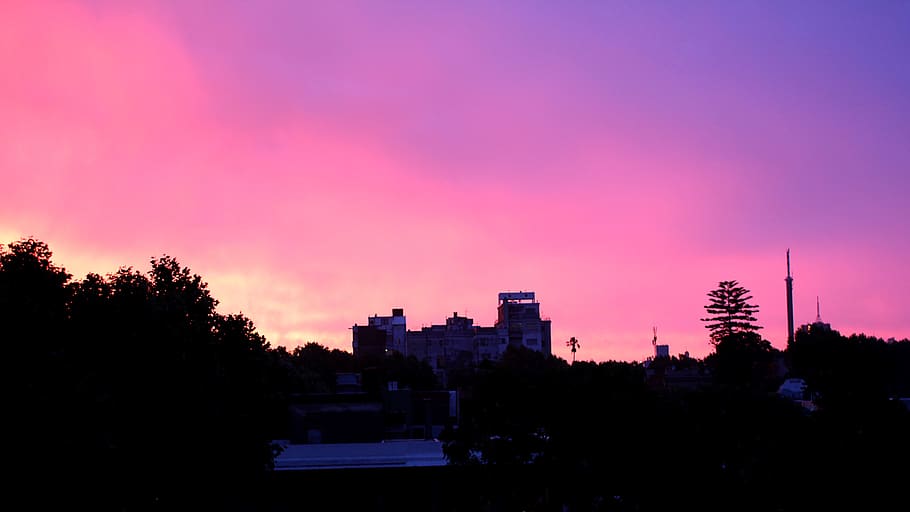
[2,238,434,509]
[701,280,762,344]
[4,237,910,510]
[566,336,580,363]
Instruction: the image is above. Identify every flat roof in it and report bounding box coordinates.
[273,440,447,471]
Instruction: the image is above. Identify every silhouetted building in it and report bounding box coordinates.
[286,376,457,445]
[651,327,669,359]
[335,372,363,393]
[273,440,447,470]
[473,325,505,363]
[351,325,387,359]
[287,393,384,444]
[352,307,406,357]
[777,378,816,411]
[796,296,831,335]
[407,312,479,373]
[383,387,458,440]
[352,292,552,375]
[778,377,808,400]
[495,292,552,354]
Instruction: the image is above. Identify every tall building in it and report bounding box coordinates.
[495,292,552,355]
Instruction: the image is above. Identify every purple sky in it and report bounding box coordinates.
[2,1,908,361]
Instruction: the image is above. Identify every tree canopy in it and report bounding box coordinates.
[701,280,762,345]
[2,238,282,509]
[6,237,910,510]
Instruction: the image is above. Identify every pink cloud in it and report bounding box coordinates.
[2,1,907,364]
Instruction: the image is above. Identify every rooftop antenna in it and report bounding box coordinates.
[652,326,658,346]
[816,296,822,323]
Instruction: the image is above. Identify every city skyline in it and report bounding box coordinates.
[2,1,908,362]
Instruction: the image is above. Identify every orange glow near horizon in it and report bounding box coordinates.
[3,1,909,362]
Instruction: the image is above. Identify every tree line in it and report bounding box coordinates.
[1,238,435,509]
[441,279,910,510]
[4,238,910,510]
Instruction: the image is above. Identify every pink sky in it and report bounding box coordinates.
[2,1,908,362]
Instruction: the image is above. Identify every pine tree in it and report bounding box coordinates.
[701,280,762,345]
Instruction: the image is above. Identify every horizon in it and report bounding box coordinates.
[3,1,908,362]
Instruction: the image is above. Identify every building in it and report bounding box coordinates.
[796,296,832,336]
[495,292,552,355]
[283,374,458,445]
[352,307,406,357]
[406,312,480,372]
[350,325,387,359]
[273,439,447,471]
[352,292,552,375]
[651,327,669,359]
[777,377,808,400]
[473,326,506,363]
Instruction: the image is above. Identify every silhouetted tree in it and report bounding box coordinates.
[2,239,285,509]
[566,336,580,363]
[292,341,357,392]
[700,281,780,393]
[1,238,73,501]
[701,280,762,345]
[360,350,438,396]
[706,331,778,392]
[10,237,910,511]
[789,328,910,411]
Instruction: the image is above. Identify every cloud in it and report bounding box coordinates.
[2,1,907,362]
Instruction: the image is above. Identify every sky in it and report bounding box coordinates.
[2,1,908,362]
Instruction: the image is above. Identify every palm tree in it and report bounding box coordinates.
[566,336,580,364]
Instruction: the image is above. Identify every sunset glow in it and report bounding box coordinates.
[3,1,908,361]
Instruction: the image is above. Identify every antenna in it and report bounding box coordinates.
[652,326,657,346]
[816,296,822,323]
[785,249,795,344]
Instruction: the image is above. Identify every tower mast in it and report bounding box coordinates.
[786,249,795,344]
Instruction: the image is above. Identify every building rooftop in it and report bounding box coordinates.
[273,440,447,471]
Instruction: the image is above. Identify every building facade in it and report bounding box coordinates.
[495,292,552,355]
[352,292,552,372]
[352,307,406,357]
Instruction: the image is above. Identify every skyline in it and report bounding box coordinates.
[2,1,908,362]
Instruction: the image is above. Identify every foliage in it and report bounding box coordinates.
[2,238,284,509]
[701,280,762,345]
[789,328,910,407]
[705,331,779,392]
[566,336,580,363]
[6,237,910,510]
